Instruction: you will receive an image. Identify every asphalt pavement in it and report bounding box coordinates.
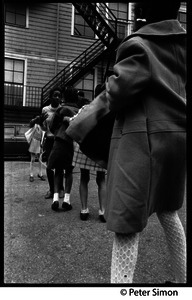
[4,161,186,285]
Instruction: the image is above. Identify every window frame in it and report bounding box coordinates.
[4,3,28,28]
[73,68,95,101]
[72,4,96,39]
[4,56,27,106]
[178,11,186,30]
[107,3,133,39]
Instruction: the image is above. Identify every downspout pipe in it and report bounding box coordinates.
[55,3,60,75]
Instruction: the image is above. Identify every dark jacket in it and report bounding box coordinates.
[105,20,186,234]
[49,103,79,144]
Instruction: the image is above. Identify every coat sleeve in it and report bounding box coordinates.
[106,38,151,112]
[29,117,37,128]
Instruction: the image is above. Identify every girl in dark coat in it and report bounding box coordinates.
[105,1,186,283]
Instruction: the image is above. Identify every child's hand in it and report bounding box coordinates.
[40,112,48,123]
[63,116,71,123]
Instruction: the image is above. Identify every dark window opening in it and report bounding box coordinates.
[108,3,130,39]
[74,8,95,38]
[5,3,26,27]
[74,70,94,101]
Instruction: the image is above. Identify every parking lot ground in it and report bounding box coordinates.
[4,161,186,285]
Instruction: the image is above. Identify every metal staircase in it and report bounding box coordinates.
[42,3,121,106]
[72,3,119,46]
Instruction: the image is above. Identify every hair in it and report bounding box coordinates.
[63,86,78,103]
[49,87,62,98]
[94,84,105,98]
[77,90,85,97]
[76,90,90,108]
[134,1,181,24]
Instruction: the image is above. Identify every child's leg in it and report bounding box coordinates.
[157,211,186,283]
[79,169,89,220]
[59,170,64,198]
[63,168,73,203]
[44,137,54,197]
[111,233,139,283]
[30,153,35,177]
[37,154,43,176]
[51,168,63,210]
[61,167,73,211]
[46,168,54,195]
[53,168,62,197]
[79,169,89,210]
[37,155,46,180]
[96,171,106,213]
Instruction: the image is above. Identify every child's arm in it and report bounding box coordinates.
[49,107,63,134]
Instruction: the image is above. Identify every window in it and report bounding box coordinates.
[4,124,29,139]
[4,126,15,139]
[4,58,25,106]
[5,3,26,27]
[74,8,95,38]
[74,70,94,101]
[108,3,131,39]
[178,12,186,30]
[178,2,186,30]
[109,3,129,20]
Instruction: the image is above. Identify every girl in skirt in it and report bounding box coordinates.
[28,120,45,182]
[73,142,106,222]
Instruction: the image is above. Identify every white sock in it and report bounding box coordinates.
[81,208,89,214]
[53,193,59,202]
[99,209,105,215]
[64,193,70,204]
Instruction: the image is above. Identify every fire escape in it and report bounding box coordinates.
[42,3,124,106]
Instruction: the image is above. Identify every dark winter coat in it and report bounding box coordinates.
[105,20,186,234]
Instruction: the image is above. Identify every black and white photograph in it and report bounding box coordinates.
[3,0,188,297]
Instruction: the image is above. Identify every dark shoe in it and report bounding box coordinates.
[45,191,53,199]
[80,209,89,221]
[62,202,72,211]
[99,210,106,223]
[59,189,64,198]
[38,174,46,181]
[51,201,59,211]
[29,175,34,182]
[99,215,106,223]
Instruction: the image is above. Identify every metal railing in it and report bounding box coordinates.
[41,3,134,105]
[4,83,42,107]
[73,3,134,41]
[41,3,121,105]
[42,38,117,105]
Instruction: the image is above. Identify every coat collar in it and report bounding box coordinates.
[124,20,186,42]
